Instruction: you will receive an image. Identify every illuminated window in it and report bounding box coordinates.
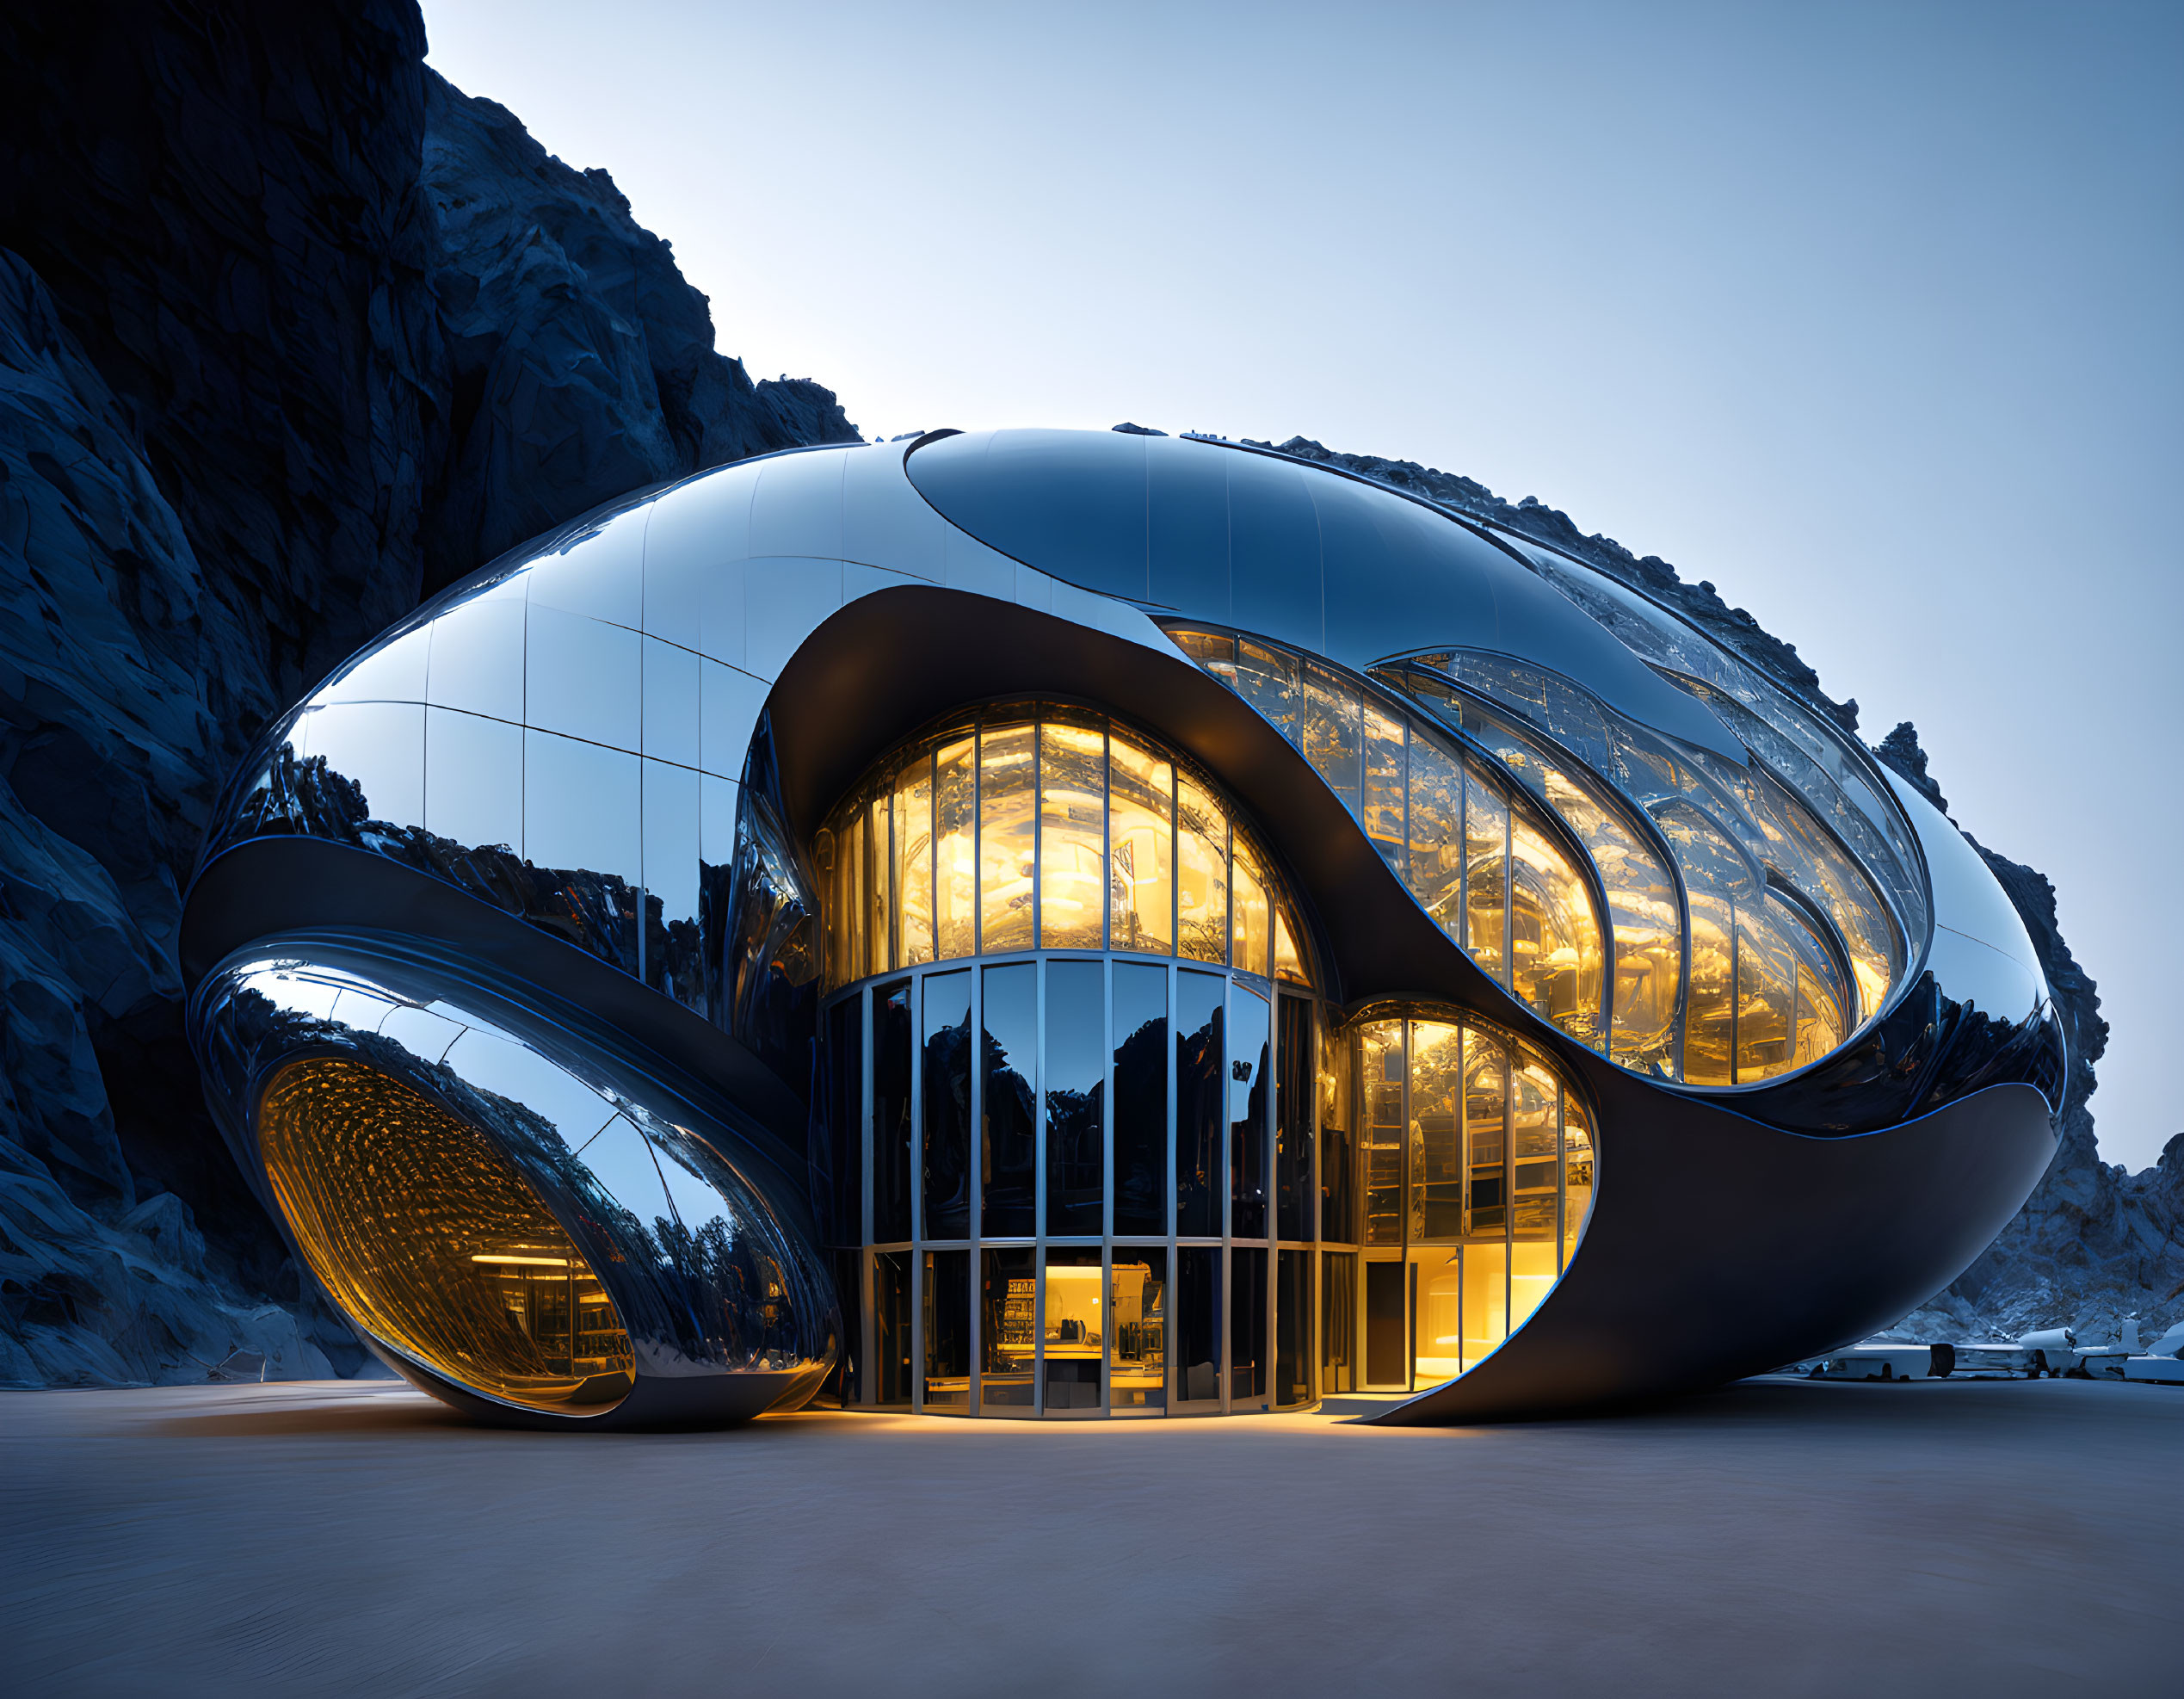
[816,707,1311,994]
[258,1058,634,1413]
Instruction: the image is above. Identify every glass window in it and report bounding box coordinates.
[1461,1239,1507,1369]
[1273,905,1308,985]
[873,979,913,1244]
[1275,996,1313,1242]
[1235,639,1301,744]
[1176,775,1229,965]
[1406,733,1465,938]
[922,970,972,1239]
[1175,969,1225,1239]
[1107,733,1175,955]
[821,995,862,1247]
[875,1249,912,1405]
[1039,721,1106,949]
[257,1059,632,1414]
[1168,627,1236,676]
[1417,1257,1463,1386]
[1322,1251,1357,1395]
[1231,834,1272,979]
[1543,766,1681,1076]
[1176,1245,1223,1405]
[922,1248,971,1411]
[1111,963,1169,1237]
[1734,898,1798,1084]
[1230,984,1270,1241]
[1509,814,1604,1050]
[1791,930,1848,1070]
[1683,892,1735,1087]
[978,724,1036,954]
[1318,1017,1357,1245]
[1464,769,1509,985]
[1408,1020,1464,1243]
[1659,800,1747,1089]
[818,707,1314,1004]
[1231,1247,1268,1406]
[1045,960,1105,1236]
[1362,702,1408,876]
[1359,1021,1404,1248]
[1511,1239,1557,1338]
[1564,1094,1595,1270]
[935,735,977,962]
[980,962,1037,1238]
[863,792,891,981]
[1044,1246,1104,1412]
[1303,663,1363,815]
[980,1246,1035,1409]
[1110,1249,1167,1412]
[1511,1056,1560,1245]
[1276,1248,1311,1407]
[893,754,935,967]
[1465,1034,1508,1236]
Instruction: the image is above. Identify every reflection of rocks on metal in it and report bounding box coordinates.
[0,0,854,1390]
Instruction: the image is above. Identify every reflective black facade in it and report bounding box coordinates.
[182,429,2064,1425]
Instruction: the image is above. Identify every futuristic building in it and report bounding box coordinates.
[182,429,2066,1427]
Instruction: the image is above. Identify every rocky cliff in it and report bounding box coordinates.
[1251,433,2180,1346]
[0,0,854,1385]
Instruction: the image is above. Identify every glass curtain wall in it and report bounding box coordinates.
[1167,626,1905,1089]
[1331,1010,1598,1393]
[817,707,1325,1418]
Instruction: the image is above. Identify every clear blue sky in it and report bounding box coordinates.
[424,0,2182,1169]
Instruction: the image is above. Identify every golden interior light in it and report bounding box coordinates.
[257,1058,635,1412]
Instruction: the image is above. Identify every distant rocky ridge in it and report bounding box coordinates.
[0,1,854,1386]
[0,2,2166,1390]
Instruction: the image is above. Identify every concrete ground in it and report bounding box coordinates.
[1,1377,2177,1697]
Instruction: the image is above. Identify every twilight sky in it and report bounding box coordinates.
[423,0,2181,1169]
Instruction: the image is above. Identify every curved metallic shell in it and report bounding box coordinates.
[183,429,2065,1423]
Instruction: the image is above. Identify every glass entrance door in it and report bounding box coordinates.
[1043,1247,1103,1413]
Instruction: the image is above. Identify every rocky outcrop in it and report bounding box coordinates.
[0,0,854,1387]
[417,70,854,591]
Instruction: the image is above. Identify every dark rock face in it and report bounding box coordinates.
[0,0,854,1386]
[418,71,854,592]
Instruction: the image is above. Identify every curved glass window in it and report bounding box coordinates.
[258,1058,635,1412]
[816,707,1331,1418]
[1167,622,1901,1087]
[1496,536,1927,942]
[816,707,1311,996]
[1328,1010,1597,1391]
[1168,629,1618,1061]
[1402,661,1887,1084]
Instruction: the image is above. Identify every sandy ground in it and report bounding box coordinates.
[1,1375,2177,1697]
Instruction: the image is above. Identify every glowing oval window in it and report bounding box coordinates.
[257,1058,635,1412]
